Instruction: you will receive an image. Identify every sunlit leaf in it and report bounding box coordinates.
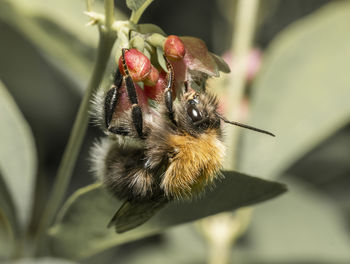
[127,0,153,12]
[239,1,350,179]
[48,171,286,259]
[0,82,37,229]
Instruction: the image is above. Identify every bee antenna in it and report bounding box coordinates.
[216,113,275,137]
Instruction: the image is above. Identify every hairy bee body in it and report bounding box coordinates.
[90,48,274,233]
[91,90,225,203]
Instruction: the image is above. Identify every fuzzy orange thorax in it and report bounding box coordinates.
[161,129,225,199]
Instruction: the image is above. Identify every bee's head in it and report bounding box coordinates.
[175,90,221,136]
[175,89,276,138]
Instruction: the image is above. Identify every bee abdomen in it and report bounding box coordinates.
[93,139,161,201]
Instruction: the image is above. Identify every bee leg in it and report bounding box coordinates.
[163,55,177,126]
[121,48,145,139]
[104,67,123,130]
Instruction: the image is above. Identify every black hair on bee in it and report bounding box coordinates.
[90,49,274,233]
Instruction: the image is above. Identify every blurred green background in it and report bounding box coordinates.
[0,0,350,263]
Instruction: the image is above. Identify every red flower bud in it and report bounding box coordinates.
[144,71,176,100]
[118,49,151,82]
[143,65,159,86]
[114,83,149,116]
[164,35,186,60]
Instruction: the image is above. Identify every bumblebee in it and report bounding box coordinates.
[91,49,274,233]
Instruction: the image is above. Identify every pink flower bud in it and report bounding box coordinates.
[164,35,186,60]
[118,49,151,82]
[143,65,159,86]
[144,71,176,100]
[114,83,149,116]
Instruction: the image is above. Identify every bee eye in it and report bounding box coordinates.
[187,104,202,122]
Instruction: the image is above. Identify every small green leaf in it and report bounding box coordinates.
[48,171,286,259]
[126,0,151,12]
[0,81,37,230]
[156,46,167,72]
[137,23,166,36]
[239,1,350,179]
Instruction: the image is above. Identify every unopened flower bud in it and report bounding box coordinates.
[115,83,149,115]
[144,71,176,100]
[143,65,159,87]
[164,35,186,60]
[118,49,151,82]
[144,71,167,100]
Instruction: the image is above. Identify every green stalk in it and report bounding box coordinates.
[34,0,116,254]
[104,0,114,30]
[86,0,93,12]
[129,0,154,24]
[204,1,260,264]
[223,0,260,170]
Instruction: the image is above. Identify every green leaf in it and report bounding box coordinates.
[0,0,93,92]
[239,1,350,179]
[137,23,166,35]
[126,0,151,12]
[11,257,77,264]
[0,81,37,229]
[238,178,350,263]
[0,0,126,92]
[116,178,350,264]
[0,209,15,258]
[156,46,167,72]
[48,171,286,259]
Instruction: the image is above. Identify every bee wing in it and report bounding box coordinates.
[108,197,168,233]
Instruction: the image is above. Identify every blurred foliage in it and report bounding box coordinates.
[0,0,349,263]
[239,0,350,179]
[102,179,350,264]
[9,258,77,264]
[0,81,37,227]
[48,172,285,259]
[0,81,36,257]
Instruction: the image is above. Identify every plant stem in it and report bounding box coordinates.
[203,1,260,264]
[129,0,154,24]
[86,0,93,12]
[224,0,260,170]
[34,12,116,255]
[104,0,114,30]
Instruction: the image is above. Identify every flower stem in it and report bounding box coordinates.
[34,17,116,256]
[202,1,260,264]
[104,0,114,30]
[129,0,154,24]
[86,0,93,12]
[224,0,260,170]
